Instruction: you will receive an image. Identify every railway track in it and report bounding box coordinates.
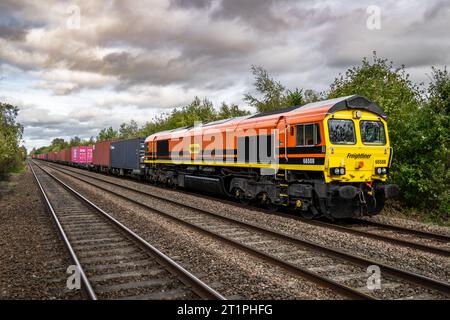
[40,161,450,300]
[29,161,225,300]
[296,217,450,257]
[164,186,450,256]
[43,161,450,257]
[161,182,450,256]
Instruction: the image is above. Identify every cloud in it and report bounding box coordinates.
[0,0,449,151]
[0,24,27,41]
[32,68,117,95]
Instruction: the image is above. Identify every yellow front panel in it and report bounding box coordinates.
[323,110,391,183]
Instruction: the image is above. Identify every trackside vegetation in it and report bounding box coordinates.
[28,53,450,222]
[0,103,26,177]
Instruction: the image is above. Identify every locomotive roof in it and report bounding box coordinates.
[145,95,386,142]
[249,95,386,119]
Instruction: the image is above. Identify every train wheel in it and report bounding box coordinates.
[167,178,177,189]
[233,188,250,205]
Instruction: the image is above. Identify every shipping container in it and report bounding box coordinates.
[57,148,71,163]
[110,137,145,175]
[48,151,58,162]
[71,146,93,165]
[92,140,112,167]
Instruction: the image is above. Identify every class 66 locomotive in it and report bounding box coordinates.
[144,95,399,219]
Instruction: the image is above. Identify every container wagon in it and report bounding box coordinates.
[48,151,58,162]
[56,148,71,163]
[92,140,112,173]
[110,137,145,176]
[70,146,93,167]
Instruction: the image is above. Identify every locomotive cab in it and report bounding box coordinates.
[320,108,398,218]
[325,109,390,184]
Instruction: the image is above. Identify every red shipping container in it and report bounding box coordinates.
[93,140,111,167]
[49,151,59,161]
[71,146,93,164]
[59,148,71,162]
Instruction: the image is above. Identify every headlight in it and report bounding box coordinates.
[330,167,346,175]
[375,167,388,175]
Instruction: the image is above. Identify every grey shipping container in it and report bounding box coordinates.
[110,137,145,174]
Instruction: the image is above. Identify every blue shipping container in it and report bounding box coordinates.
[110,137,145,174]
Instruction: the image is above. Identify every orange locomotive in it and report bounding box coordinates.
[144,95,398,219]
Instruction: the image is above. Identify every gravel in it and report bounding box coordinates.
[45,165,343,300]
[0,166,82,299]
[361,215,450,237]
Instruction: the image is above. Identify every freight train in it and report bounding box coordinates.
[33,95,398,219]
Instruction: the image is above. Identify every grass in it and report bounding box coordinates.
[7,161,27,174]
[382,200,449,227]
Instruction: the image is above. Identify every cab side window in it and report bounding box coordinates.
[296,123,321,146]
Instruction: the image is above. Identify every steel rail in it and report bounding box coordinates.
[352,219,450,242]
[31,161,225,300]
[276,214,450,257]
[29,162,97,300]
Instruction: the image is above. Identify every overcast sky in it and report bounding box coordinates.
[1,0,449,151]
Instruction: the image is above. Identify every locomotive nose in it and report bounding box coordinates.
[338,185,359,199]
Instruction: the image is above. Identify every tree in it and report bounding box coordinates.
[19,145,27,160]
[97,126,118,142]
[244,65,287,112]
[428,66,450,115]
[69,136,82,147]
[50,138,68,151]
[0,102,23,175]
[244,65,317,112]
[303,89,324,103]
[424,67,450,217]
[139,97,250,137]
[119,120,139,139]
[284,88,304,107]
[218,102,250,119]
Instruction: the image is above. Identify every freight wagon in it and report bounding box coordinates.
[92,140,111,172]
[57,148,71,163]
[70,146,93,167]
[48,151,58,162]
[110,138,145,176]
